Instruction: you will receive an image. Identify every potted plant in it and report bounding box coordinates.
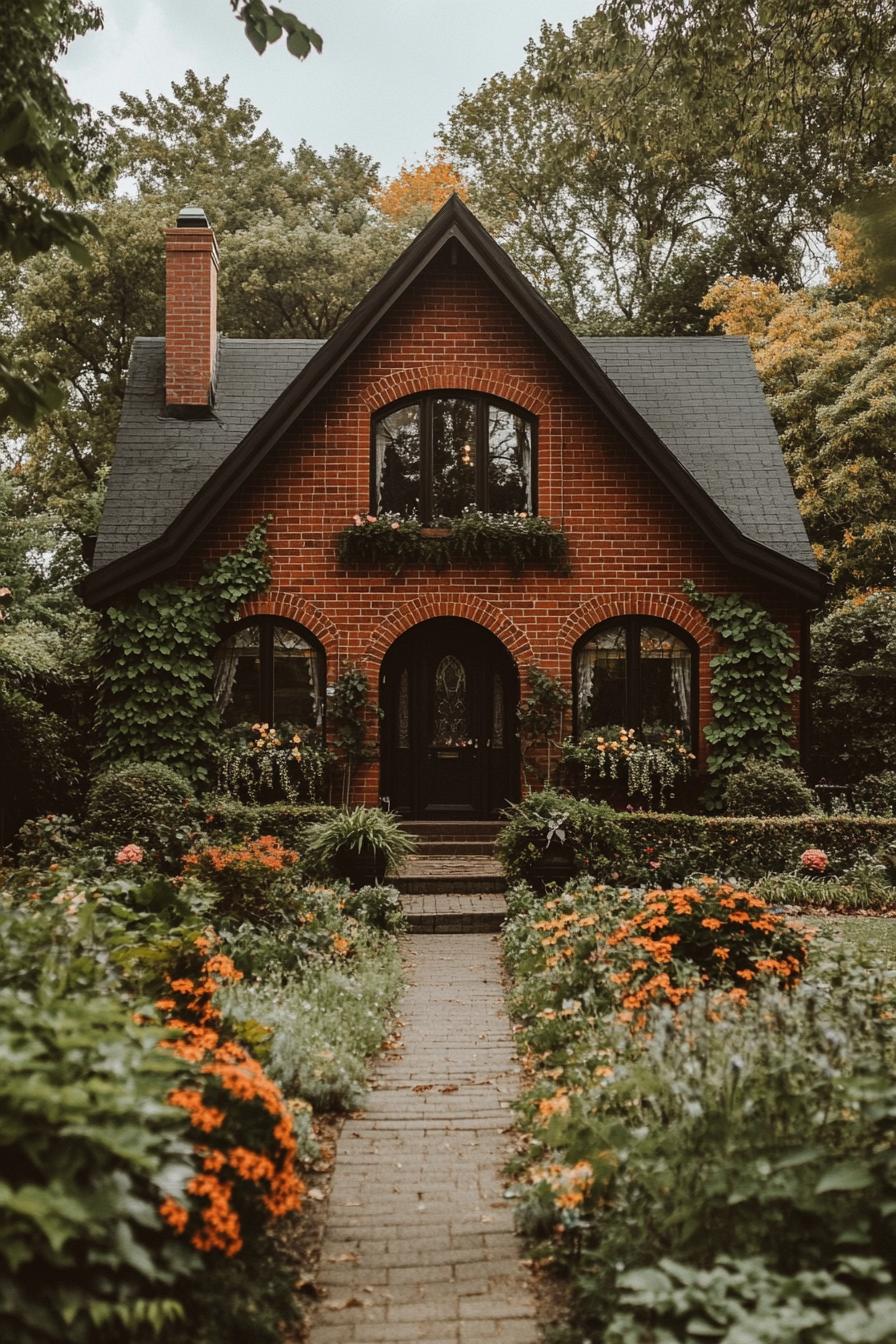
[302,806,417,885]
[496,788,632,889]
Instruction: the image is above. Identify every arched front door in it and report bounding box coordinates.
[379,618,520,819]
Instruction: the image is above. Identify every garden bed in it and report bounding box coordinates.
[502,875,896,1342]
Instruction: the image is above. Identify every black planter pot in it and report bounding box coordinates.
[527,844,579,891]
[336,847,389,887]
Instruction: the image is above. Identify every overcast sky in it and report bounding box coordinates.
[57,0,591,178]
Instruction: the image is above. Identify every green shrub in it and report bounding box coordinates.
[496,789,633,883]
[181,835,301,925]
[343,883,406,932]
[812,592,896,784]
[14,811,82,866]
[85,761,197,853]
[0,907,198,1343]
[200,797,338,851]
[616,812,896,883]
[302,806,416,879]
[723,757,816,817]
[854,770,896,817]
[754,871,896,912]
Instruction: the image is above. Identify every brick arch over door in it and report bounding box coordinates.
[363,596,534,684]
[360,365,549,418]
[238,591,340,665]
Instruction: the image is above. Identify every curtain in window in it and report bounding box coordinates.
[576,624,627,730]
[214,624,262,725]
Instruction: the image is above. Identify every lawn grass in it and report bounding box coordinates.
[800,913,896,965]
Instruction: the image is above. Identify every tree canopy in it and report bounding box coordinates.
[442,0,896,332]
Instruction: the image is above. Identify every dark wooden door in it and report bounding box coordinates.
[380,619,518,819]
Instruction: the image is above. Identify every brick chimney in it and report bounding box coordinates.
[164,205,219,411]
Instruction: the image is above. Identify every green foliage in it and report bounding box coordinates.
[223,928,403,1110]
[302,807,417,880]
[496,789,633,884]
[855,771,896,817]
[754,871,896,915]
[0,899,199,1343]
[723,757,816,818]
[683,582,800,806]
[84,761,197,851]
[336,511,570,578]
[342,884,406,933]
[230,1,322,61]
[94,521,270,782]
[443,1,896,332]
[182,835,301,927]
[201,797,338,850]
[328,664,369,803]
[812,592,896,782]
[616,811,896,884]
[518,666,571,788]
[0,0,112,429]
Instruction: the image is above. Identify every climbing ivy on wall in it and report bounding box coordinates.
[94,521,271,782]
[682,581,801,807]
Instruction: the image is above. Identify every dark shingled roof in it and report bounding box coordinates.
[95,332,815,573]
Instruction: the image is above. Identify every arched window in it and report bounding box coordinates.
[574,618,697,743]
[373,393,535,522]
[213,618,324,729]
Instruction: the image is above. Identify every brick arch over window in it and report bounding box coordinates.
[559,593,715,654]
[360,365,549,418]
[238,591,340,665]
[363,596,534,681]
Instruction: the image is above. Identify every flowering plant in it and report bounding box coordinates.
[115,843,144,865]
[157,936,304,1257]
[800,847,828,875]
[561,725,694,810]
[182,835,300,923]
[216,721,331,804]
[336,507,570,576]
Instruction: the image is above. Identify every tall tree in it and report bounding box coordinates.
[704,219,896,592]
[2,76,406,524]
[443,2,896,332]
[376,157,469,224]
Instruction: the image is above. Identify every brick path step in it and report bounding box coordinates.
[401,893,507,934]
[310,935,539,1344]
[395,856,506,896]
[414,839,498,857]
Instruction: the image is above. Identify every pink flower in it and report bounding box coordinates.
[115,844,144,865]
[352,513,363,526]
[391,521,400,529]
[366,514,377,523]
[648,860,660,870]
[800,847,828,874]
[0,587,11,597]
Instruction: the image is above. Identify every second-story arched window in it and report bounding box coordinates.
[373,393,535,522]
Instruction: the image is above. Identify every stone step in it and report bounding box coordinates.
[401,893,507,933]
[394,855,507,896]
[414,839,497,857]
[401,820,505,841]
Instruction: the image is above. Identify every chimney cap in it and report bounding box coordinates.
[176,205,211,228]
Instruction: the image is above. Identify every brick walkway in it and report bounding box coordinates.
[310,933,539,1344]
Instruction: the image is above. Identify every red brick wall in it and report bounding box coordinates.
[186,248,804,803]
[165,226,219,408]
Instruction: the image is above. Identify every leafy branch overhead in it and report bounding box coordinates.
[231,1,322,60]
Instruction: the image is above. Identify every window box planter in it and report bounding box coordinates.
[336,511,570,577]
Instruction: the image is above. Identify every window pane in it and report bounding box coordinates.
[577,624,628,730]
[376,403,421,517]
[639,624,692,740]
[273,625,321,728]
[432,396,477,518]
[488,404,531,513]
[214,624,262,726]
[432,654,469,746]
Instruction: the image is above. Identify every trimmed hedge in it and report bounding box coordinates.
[618,812,896,881]
[201,798,338,852]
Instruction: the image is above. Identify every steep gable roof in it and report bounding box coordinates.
[84,196,825,605]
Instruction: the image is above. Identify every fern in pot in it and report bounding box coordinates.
[302,806,417,885]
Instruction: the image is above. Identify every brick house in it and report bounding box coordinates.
[84,197,825,818]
